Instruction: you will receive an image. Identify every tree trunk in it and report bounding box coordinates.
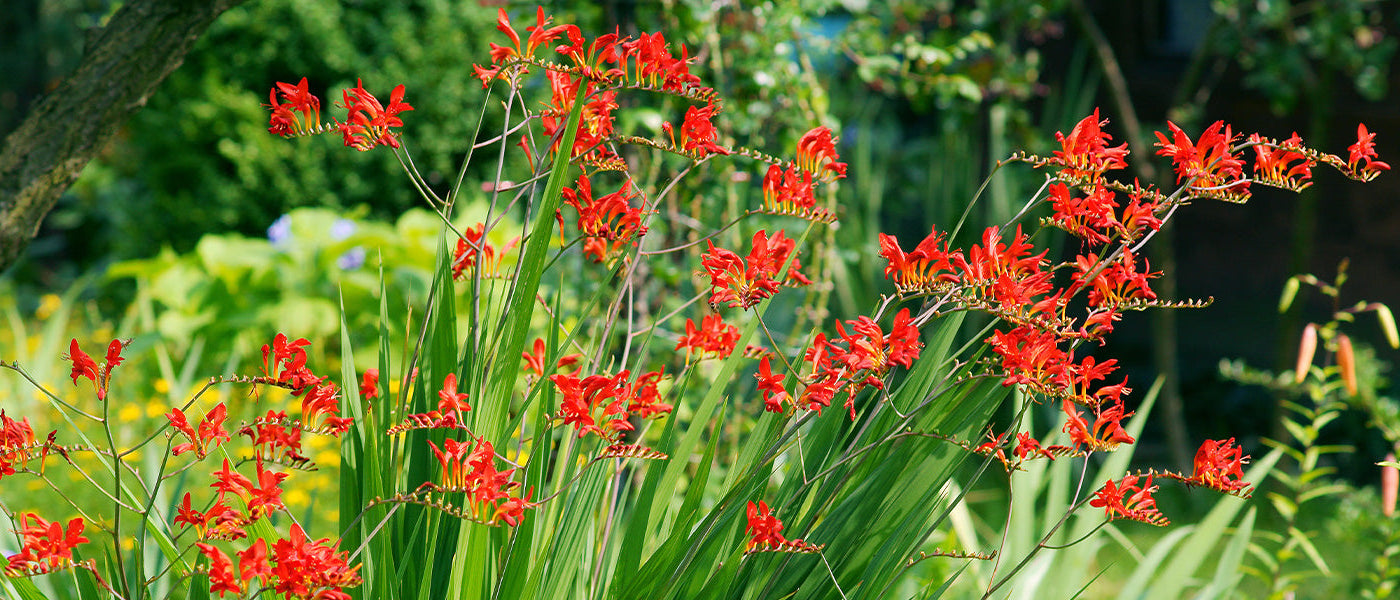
[0,0,246,273]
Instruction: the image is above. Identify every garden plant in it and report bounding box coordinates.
[0,6,1392,599]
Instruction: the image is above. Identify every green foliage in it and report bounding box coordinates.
[104,204,518,375]
[67,0,498,261]
[1210,0,1396,113]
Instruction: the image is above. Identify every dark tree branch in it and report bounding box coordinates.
[0,0,246,273]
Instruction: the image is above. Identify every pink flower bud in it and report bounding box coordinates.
[1383,453,1397,517]
[1294,324,1317,384]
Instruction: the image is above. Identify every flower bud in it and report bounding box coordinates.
[1375,303,1399,349]
[1383,453,1397,517]
[1278,277,1300,313]
[1294,324,1317,384]
[1337,333,1358,397]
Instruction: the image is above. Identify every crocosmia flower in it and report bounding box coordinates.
[63,337,129,401]
[1050,108,1128,181]
[337,80,413,151]
[701,230,809,310]
[1090,474,1168,526]
[1348,123,1391,177]
[743,500,822,555]
[266,77,322,137]
[5,513,91,577]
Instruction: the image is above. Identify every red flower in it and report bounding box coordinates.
[64,338,98,388]
[1046,182,1117,246]
[1154,120,1249,201]
[1013,431,1056,460]
[745,500,787,549]
[755,356,791,413]
[238,539,272,585]
[1118,184,1163,240]
[64,338,128,400]
[481,6,568,68]
[437,373,472,419]
[1249,132,1314,191]
[298,383,352,434]
[1090,474,1168,526]
[1187,438,1251,494]
[521,338,582,378]
[261,333,322,393]
[550,370,633,440]
[1070,250,1159,311]
[619,30,701,92]
[1348,122,1391,176]
[877,225,964,294]
[556,25,622,80]
[1062,397,1136,452]
[240,409,306,465]
[1050,108,1129,181]
[760,164,832,222]
[626,370,673,419]
[452,223,519,279]
[795,126,847,179]
[562,174,647,263]
[266,77,322,136]
[674,102,729,156]
[0,410,42,481]
[424,437,531,525]
[337,80,413,151]
[701,230,808,309]
[195,543,242,597]
[540,70,619,161]
[167,403,231,459]
[987,326,1068,393]
[675,314,741,361]
[5,513,90,577]
[359,368,379,400]
[269,523,362,598]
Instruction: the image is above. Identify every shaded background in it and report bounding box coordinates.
[2,0,1398,477]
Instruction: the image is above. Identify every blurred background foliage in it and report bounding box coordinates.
[3,0,1400,595]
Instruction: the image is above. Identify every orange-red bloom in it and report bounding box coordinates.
[745,500,786,549]
[1090,474,1168,526]
[167,403,231,459]
[795,126,847,179]
[755,356,790,413]
[266,77,322,136]
[1249,132,1313,191]
[676,314,741,361]
[196,543,242,597]
[878,225,963,293]
[744,500,822,554]
[562,174,647,263]
[1348,123,1391,176]
[64,337,128,400]
[701,230,809,309]
[1050,108,1129,181]
[1154,120,1249,200]
[358,368,379,400]
[425,437,532,525]
[674,103,729,156]
[5,513,90,577]
[0,410,43,481]
[1062,397,1136,452]
[269,523,362,598]
[337,80,413,151]
[1186,438,1251,494]
[452,223,519,279]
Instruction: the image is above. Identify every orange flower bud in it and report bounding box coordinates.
[1294,324,1317,384]
[1337,333,1358,397]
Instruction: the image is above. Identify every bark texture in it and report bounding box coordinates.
[0,0,246,272]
